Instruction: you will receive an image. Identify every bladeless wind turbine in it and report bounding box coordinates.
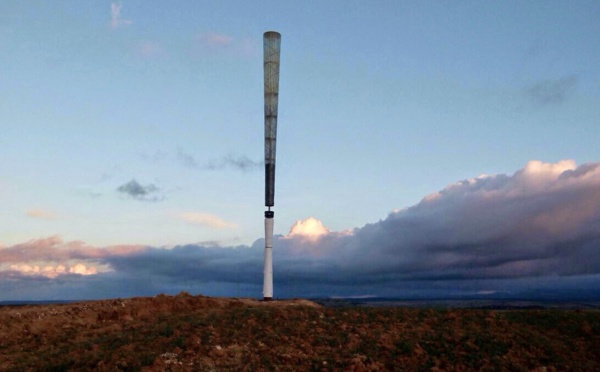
[263,31,281,301]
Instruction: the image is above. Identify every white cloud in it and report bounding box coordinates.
[180,212,237,229]
[9,263,98,278]
[69,263,98,276]
[110,2,132,29]
[286,217,330,241]
[282,217,353,257]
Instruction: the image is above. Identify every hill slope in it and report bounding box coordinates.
[0,293,598,371]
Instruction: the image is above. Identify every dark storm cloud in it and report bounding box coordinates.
[105,244,262,284]
[105,160,600,291]
[116,179,162,202]
[526,75,577,107]
[3,160,600,300]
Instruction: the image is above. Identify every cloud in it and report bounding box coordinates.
[198,32,233,47]
[125,159,600,292]
[286,217,330,241]
[69,263,98,276]
[203,155,262,171]
[179,212,237,229]
[177,149,262,171]
[110,2,133,29]
[116,179,162,202]
[9,263,97,279]
[0,236,142,282]
[526,75,577,107]
[0,236,144,264]
[177,148,199,168]
[192,33,258,58]
[140,151,167,164]
[3,160,600,300]
[26,209,57,220]
[137,41,164,58]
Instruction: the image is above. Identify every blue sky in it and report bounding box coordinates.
[1,1,600,300]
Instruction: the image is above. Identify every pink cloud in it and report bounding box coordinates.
[0,236,145,279]
[199,32,233,47]
[26,209,57,220]
[179,212,237,229]
[191,32,259,58]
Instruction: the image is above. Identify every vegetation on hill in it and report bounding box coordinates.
[0,293,598,371]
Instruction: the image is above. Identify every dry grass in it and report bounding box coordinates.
[0,293,598,371]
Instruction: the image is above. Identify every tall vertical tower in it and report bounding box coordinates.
[263,31,281,301]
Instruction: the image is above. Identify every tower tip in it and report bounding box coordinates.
[264,31,281,38]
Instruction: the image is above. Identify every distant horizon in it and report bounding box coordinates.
[2,1,600,301]
[3,291,600,309]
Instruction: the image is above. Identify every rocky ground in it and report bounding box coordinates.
[0,293,599,371]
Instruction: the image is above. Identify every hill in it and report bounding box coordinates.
[0,293,599,371]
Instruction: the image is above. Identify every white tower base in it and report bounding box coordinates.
[263,211,274,300]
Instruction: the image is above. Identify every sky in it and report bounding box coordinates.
[1,1,600,300]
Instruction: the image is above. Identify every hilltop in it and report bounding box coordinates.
[0,293,599,370]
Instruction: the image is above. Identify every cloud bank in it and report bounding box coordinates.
[2,160,600,300]
[0,236,142,284]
